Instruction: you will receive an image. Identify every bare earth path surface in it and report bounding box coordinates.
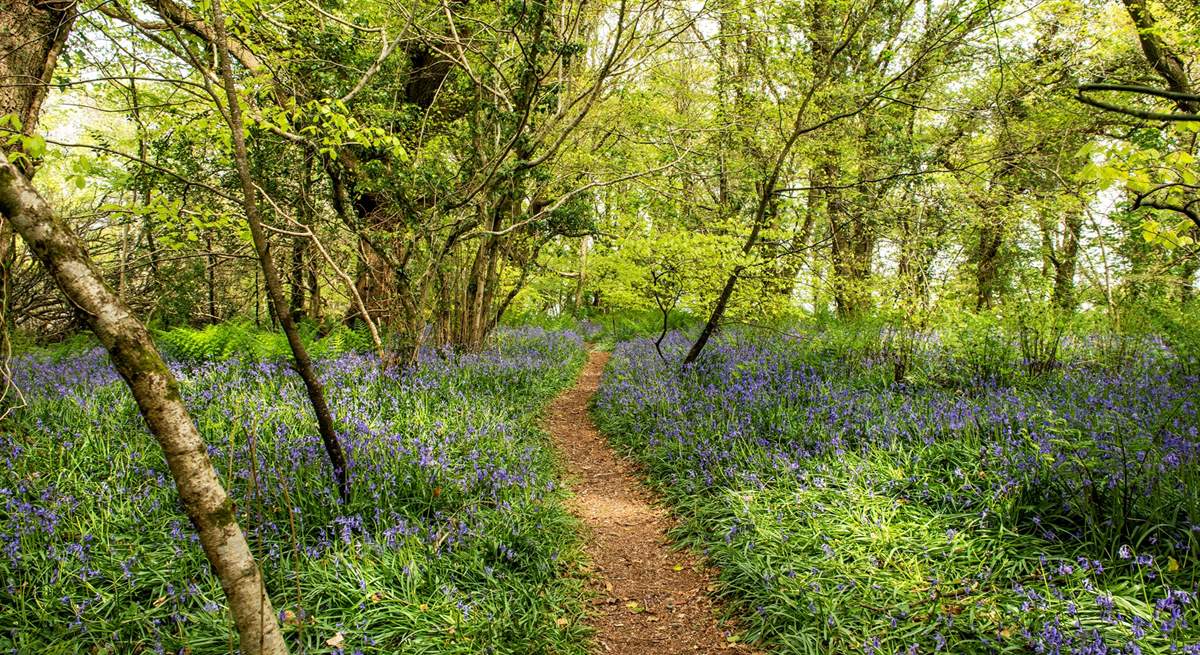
[547,350,755,654]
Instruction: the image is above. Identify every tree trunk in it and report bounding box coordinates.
[975,222,1003,311]
[682,77,815,364]
[1122,0,1198,113]
[435,264,452,346]
[573,235,590,314]
[308,255,322,322]
[1181,258,1199,303]
[828,195,859,317]
[1181,226,1200,302]
[823,163,872,318]
[206,232,217,324]
[290,157,312,322]
[897,208,935,308]
[290,236,306,321]
[477,234,503,345]
[0,0,73,171]
[3,7,287,649]
[129,76,164,297]
[778,204,813,302]
[460,191,511,350]
[1052,213,1083,310]
[210,0,349,500]
[0,150,289,655]
[460,236,488,346]
[349,236,392,326]
[0,216,13,402]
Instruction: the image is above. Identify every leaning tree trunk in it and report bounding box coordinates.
[209,0,350,500]
[1,4,287,653]
[682,79,815,365]
[0,153,289,655]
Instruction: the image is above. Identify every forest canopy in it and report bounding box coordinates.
[1,0,1197,349]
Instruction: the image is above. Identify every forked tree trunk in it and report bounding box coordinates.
[0,151,288,654]
[1,4,286,653]
[460,193,510,350]
[209,0,349,500]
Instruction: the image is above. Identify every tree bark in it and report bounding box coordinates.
[1,7,288,651]
[573,235,590,313]
[210,0,349,500]
[974,222,1003,311]
[1122,0,1197,113]
[1051,213,1083,310]
[0,0,74,168]
[206,232,218,324]
[0,149,289,655]
[128,76,164,297]
[825,163,874,318]
[460,188,514,350]
[290,157,312,322]
[290,233,306,321]
[1181,226,1200,302]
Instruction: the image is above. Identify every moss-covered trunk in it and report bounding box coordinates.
[1,5,287,651]
[0,152,288,655]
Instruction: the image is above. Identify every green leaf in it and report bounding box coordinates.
[21,134,46,158]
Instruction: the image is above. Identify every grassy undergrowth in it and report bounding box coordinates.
[2,327,588,654]
[594,329,1200,654]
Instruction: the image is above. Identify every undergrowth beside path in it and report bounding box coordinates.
[593,330,1200,654]
[2,328,588,654]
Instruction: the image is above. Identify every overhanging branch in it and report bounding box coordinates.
[1075,83,1200,122]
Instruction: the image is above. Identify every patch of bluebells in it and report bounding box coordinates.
[594,331,1200,654]
[1,327,587,654]
[577,319,603,342]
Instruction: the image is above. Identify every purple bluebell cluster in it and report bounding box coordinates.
[594,330,1200,654]
[577,319,603,342]
[2,327,587,654]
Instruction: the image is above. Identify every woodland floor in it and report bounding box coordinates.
[547,350,756,654]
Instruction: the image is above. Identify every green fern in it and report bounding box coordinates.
[156,322,378,362]
[310,329,344,359]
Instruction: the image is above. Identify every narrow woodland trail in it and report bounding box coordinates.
[548,351,755,654]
